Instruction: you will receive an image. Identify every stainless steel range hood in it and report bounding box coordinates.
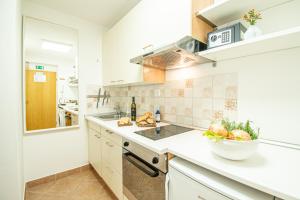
[130,36,211,70]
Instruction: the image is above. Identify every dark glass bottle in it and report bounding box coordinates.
[131,97,136,121]
[155,108,160,123]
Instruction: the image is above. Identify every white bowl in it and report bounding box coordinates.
[208,139,259,161]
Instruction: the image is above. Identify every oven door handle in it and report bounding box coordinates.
[123,152,159,177]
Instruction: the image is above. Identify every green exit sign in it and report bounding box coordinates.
[36,65,44,70]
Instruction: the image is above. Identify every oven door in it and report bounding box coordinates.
[123,149,166,200]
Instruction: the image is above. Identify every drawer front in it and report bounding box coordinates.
[88,121,101,133]
[102,137,122,174]
[102,128,122,145]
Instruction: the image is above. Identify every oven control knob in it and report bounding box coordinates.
[152,157,159,164]
[123,141,129,147]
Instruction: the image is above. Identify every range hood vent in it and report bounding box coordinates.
[130,36,212,70]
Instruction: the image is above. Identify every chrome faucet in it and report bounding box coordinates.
[114,104,121,115]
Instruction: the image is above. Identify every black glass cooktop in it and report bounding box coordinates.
[134,124,193,141]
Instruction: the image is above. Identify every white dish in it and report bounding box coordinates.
[208,139,259,161]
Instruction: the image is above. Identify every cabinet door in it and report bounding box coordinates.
[102,0,191,86]
[101,136,123,199]
[88,128,102,175]
[88,128,97,168]
[103,14,143,85]
[102,137,122,174]
[95,134,102,175]
[102,27,121,86]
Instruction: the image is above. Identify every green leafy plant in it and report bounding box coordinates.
[221,119,243,132]
[222,119,260,140]
[243,9,262,25]
[203,119,260,141]
[243,120,259,140]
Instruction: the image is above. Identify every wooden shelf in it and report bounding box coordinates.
[196,0,293,26]
[197,26,300,61]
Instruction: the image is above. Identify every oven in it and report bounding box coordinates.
[122,139,168,200]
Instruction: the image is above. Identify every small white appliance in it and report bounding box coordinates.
[168,157,273,200]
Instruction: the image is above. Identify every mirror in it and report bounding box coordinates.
[23,17,79,132]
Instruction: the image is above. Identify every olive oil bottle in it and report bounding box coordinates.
[131,97,136,121]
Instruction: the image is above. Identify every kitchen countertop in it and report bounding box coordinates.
[86,116,173,153]
[86,116,300,200]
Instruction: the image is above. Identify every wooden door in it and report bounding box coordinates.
[26,70,56,131]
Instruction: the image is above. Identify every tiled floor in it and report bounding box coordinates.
[25,169,116,200]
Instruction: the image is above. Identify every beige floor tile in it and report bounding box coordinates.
[26,169,115,200]
[93,192,114,200]
[77,170,99,182]
[72,180,106,199]
[27,182,55,194]
[39,194,66,200]
[25,192,44,200]
[47,176,81,196]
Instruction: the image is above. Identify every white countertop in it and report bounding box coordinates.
[167,132,300,200]
[86,116,173,154]
[86,116,300,200]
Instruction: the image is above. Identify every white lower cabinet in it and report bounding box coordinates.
[169,165,230,200]
[169,157,274,200]
[101,136,123,199]
[88,122,123,199]
[88,126,102,175]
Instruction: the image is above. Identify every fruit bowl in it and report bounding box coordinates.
[208,138,259,160]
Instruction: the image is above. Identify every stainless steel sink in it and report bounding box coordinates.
[92,112,128,121]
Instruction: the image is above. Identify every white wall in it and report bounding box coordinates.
[22,2,105,181]
[167,47,300,146]
[167,0,300,146]
[0,0,24,199]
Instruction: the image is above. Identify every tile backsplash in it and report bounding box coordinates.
[87,73,238,129]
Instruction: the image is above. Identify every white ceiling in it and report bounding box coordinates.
[25,0,141,28]
[25,17,78,64]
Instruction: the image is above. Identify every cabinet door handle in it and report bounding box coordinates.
[94,134,101,139]
[105,141,114,147]
[142,44,153,50]
[197,195,206,200]
[110,80,124,84]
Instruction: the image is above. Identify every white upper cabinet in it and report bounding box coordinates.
[102,0,194,86]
